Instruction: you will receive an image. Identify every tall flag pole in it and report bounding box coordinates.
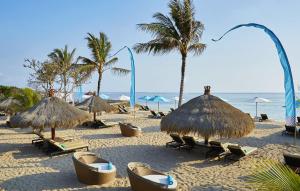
[213,23,296,144]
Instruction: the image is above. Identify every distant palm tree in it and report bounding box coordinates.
[79,32,130,96]
[48,45,78,101]
[134,0,206,106]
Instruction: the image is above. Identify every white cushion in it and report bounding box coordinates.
[88,163,116,173]
[142,175,177,189]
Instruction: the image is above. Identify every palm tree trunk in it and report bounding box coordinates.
[97,70,103,96]
[178,54,187,107]
[63,75,67,101]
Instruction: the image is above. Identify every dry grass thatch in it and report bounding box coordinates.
[76,96,115,113]
[10,97,91,130]
[160,93,255,140]
[0,97,21,113]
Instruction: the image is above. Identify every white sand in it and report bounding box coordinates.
[0,111,299,191]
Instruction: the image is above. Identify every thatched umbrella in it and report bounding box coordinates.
[10,95,91,140]
[0,97,22,114]
[161,86,255,144]
[76,95,115,121]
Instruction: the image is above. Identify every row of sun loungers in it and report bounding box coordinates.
[149,110,167,119]
[118,105,130,114]
[140,105,150,111]
[166,134,257,160]
[73,151,177,190]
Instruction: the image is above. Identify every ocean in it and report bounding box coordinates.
[75,92,298,121]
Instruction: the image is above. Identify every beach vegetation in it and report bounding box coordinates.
[133,0,206,106]
[79,32,130,96]
[246,160,300,191]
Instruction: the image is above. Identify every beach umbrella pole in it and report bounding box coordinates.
[158,102,160,112]
[93,112,96,121]
[51,128,55,140]
[255,102,258,117]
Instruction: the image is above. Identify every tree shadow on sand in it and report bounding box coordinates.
[191,185,236,191]
[82,133,123,140]
[90,144,205,177]
[141,125,160,133]
[255,122,283,130]
[0,171,130,191]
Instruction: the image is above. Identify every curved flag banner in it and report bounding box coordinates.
[110,46,136,109]
[126,47,136,108]
[212,23,296,126]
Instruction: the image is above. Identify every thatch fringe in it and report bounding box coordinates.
[161,94,255,139]
[10,97,90,130]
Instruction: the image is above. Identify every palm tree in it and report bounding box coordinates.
[48,45,78,101]
[133,0,206,106]
[79,32,130,96]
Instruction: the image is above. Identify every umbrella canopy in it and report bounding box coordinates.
[99,93,110,100]
[119,95,130,101]
[76,95,114,113]
[10,96,90,139]
[161,86,255,144]
[251,97,271,117]
[82,94,92,100]
[138,96,152,106]
[173,96,185,108]
[0,97,22,113]
[149,96,169,112]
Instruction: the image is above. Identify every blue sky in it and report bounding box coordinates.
[0,0,299,93]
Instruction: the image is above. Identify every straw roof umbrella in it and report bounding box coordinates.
[161,86,255,144]
[0,97,22,114]
[10,95,91,140]
[76,95,115,121]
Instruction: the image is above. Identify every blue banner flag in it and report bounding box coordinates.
[127,47,136,108]
[213,23,296,126]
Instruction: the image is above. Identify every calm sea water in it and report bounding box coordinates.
[75,92,300,121]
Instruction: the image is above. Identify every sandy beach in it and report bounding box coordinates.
[0,111,298,191]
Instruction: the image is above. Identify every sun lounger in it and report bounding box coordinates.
[46,139,89,156]
[139,105,149,111]
[282,125,299,136]
[92,120,118,129]
[118,107,129,114]
[205,141,235,158]
[297,117,300,125]
[158,112,166,117]
[119,123,142,137]
[259,114,269,121]
[226,145,257,159]
[181,136,204,150]
[127,162,177,191]
[73,152,116,185]
[149,110,160,119]
[140,106,146,111]
[283,152,300,174]
[166,134,184,148]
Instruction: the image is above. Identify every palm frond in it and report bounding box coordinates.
[133,38,179,55]
[110,67,130,76]
[188,43,206,55]
[246,160,300,191]
[104,57,118,67]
